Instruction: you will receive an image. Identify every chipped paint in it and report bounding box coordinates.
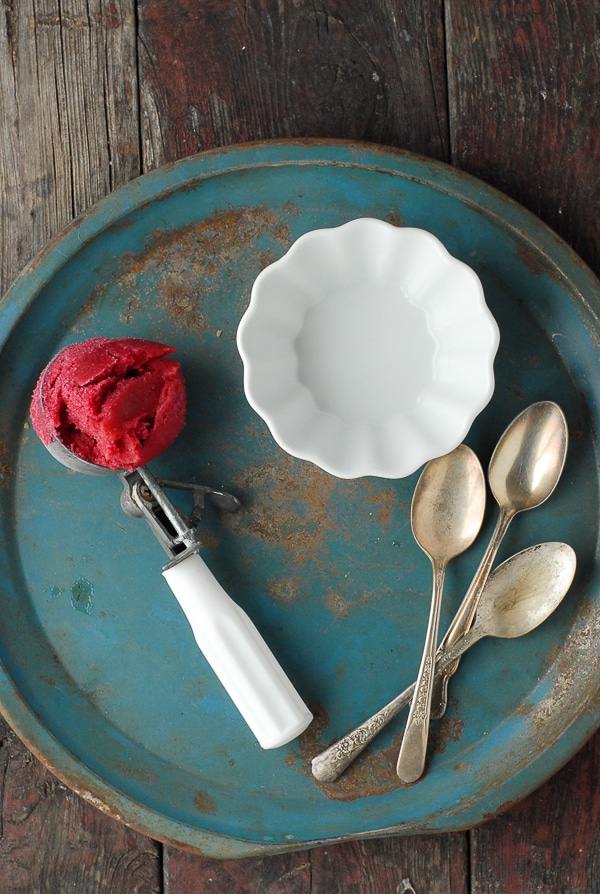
[147,206,292,331]
[529,604,600,733]
[269,576,302,605]
[324,590,350,618]
[516,244,548,276]
[194,790,217,814]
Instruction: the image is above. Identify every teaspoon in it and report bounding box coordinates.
[396,445,486,783]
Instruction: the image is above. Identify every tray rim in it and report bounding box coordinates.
[1,137,600,857]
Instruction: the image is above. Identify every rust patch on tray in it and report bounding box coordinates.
[285,707,405,802]
[0,441,13,484]
[225,453,339,568]
[431,716,464,755]
[76,204,294,332]
[193,790,217,814]
[516,244,547,276]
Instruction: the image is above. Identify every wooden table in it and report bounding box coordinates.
[1,2,599,891]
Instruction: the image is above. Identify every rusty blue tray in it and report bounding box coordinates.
[0,140,599,857]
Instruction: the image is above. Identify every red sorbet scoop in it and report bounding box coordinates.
[31,337,186,470]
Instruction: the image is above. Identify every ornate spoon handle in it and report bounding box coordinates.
[311,681,416,782]
[396,561,446,783]
[311,632,477,783]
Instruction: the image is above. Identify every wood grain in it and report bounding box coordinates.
[164,833,469,894]
[0,0,599,890]
[0,718,161,894]
[137,0,450,167]
[164,846,313,894]
[310,836,469,894]
[446,0,600,276]
[0,0,140,297]
[470,729,600,893]
[0,2,152,889]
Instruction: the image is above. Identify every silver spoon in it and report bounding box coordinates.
[396,444,486,784]
[432,401,568,719]
[311,541,576,782]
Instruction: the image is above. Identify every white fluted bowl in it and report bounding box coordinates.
[237,218,500,479]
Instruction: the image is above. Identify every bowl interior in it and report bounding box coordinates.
[295,279,436,424]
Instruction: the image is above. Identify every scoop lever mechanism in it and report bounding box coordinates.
[118,465,241,567]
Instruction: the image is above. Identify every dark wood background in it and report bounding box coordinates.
[1,1,599,891]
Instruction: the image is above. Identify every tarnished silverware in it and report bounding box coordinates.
[311,541,576,782]
[431,401,568,719]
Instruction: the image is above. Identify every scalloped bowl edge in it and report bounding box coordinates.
[237,219,500,479]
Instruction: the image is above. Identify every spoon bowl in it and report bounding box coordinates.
[437,541,576,670]
[475,541,576,638]
[410,445,487,563]
[488,401,569,512]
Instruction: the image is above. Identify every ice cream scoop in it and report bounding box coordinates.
[31,338,313,749]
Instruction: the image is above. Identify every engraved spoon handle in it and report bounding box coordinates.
[311,626,480,783]
[311,680,416,782]
[396,561,446,783]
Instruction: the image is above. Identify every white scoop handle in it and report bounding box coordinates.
[162,552,313,749]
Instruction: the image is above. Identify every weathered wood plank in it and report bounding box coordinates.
[309,836,469,894]
[470,728,600,893]
[0,0,141,297]
[446,0,600,276]
[446,7,600,883]
[164,833,469,894]
[0,717,162,894]
[164,847,313,893]
[137,0,450,168]
[0,2,159,890]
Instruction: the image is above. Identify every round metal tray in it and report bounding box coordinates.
[0,140,599,857]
